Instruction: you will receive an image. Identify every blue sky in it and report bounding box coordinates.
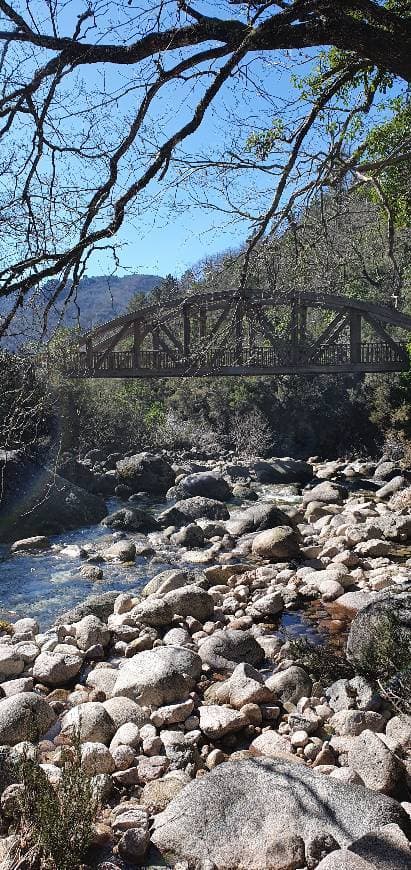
[63,1,308,280]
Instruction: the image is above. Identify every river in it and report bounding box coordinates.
[0,484,323,642]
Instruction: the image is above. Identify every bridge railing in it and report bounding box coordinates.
[72,340,408,375]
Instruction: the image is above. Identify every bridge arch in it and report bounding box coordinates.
[74,290,411,378]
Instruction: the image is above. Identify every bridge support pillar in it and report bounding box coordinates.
[350,312,362,363]
[199,306,207,339]
[86,339,93,371]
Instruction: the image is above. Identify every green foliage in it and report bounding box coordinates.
[363,98,411,226]
[14,742,97,870]
[288,636,355,685]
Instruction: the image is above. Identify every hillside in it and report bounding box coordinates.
[1,273,163,347]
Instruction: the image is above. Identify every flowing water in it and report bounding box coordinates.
[0,484,323,642]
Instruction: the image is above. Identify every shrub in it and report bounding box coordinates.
[288,636,355,685]
[11,742,97,870]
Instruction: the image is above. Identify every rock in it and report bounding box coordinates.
[54,591,120,626]
[248,591,284,618]
[116,452,175,494]
[171,523,205,547]
[199,629,264,674]
[316,853,376,869]
[376,476,406,499]
[158,497,230,526]
[302,481,348,506]
[0,692,57,745]
[102,697,149,729]
[141,569,192,598]
[252,459,313,484]
[117,825,150,863]
[0,677,34,697]
[348,730,406,796]
[0,451,107,542]
[346,588,411,671]
[86,667,118,696]
[112,646,202,706]
[226,503,293,537]
[32,650,83,686]
[349,823,411,870]
[141,774,187,814]
[265,666,312,705]
[10,535,49,553]
[131,597,173,627]
[335,590,374,615]
[199,705,247,739]
[75,615,110,650]
[355,539,391,558]
[61,701,116,743]
[101,507,158,532]
[150,699,194,728]
[12,617,39,638]
[206,663,273,709]
[385,715,411,751]
[330,710,384,736]
[151,758,410,867]
[110,722,141,751]
[176,471,231,501]
[251,527,301,560]
[81,742,115,775]
[103,540,136,562]
[0,646,24,680]
[250,731,296,762]
[163,585,214,621]
[374,461,402,482]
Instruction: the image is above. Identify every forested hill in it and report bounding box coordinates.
[1,273,163,348]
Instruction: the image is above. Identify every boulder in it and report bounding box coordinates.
[32,650,83,686]
[103,540,136,562]
[151,758,411,868]
[54,591,120,626]
[252,459,313,484]
[75,615,110,650]
[199,629,264,674]
[10,535,49,553]
[130,598,174,627]
[163,585,214,621]
[142,569,194,598]
[101,507,158,532]
[116,452,175,494]
[112,646,202,706]
[0,646,24,681]
[0,451,107,542]
[0,692,57,745]
[61,701,116,743]
[347,730,406,796]
[158,497,229,527]
[251,526,301,560]
[170,523,204,547]
[302,481,348,507]
[199,705,247,739]
[226,503,293,537]
[175,471,231,502]
[265,666,312,705]
[102,697,149,729]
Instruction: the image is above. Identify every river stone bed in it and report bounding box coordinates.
[0,450,410,868]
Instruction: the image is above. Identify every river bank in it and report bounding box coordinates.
[0,451,410,868]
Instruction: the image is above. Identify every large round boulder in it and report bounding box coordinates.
[252,459,313,485]
[112,646,202,706]
[163,586,214,621]
[198,629,264,674]
[116,452,175,495]
[159,497,230,527]
[302,481,348,506]
[0,692,57,745]
[151,758,410,868]
[251,526,301,560]
[101,507,158,532]
[32,650,83,686]
[174,472,231,502]
[226,503,293,537]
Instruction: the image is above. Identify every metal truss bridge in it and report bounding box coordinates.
[71,290,411,378]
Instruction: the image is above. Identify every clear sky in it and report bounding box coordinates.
[67,1,309,281]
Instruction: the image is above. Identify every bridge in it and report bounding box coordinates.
[72,290,411,378]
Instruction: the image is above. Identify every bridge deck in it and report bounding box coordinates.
[68,341,408,378]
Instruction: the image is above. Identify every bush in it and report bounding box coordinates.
[288,636,355,685]
[11,742,97,870]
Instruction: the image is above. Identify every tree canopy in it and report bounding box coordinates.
[0,0,410,337]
